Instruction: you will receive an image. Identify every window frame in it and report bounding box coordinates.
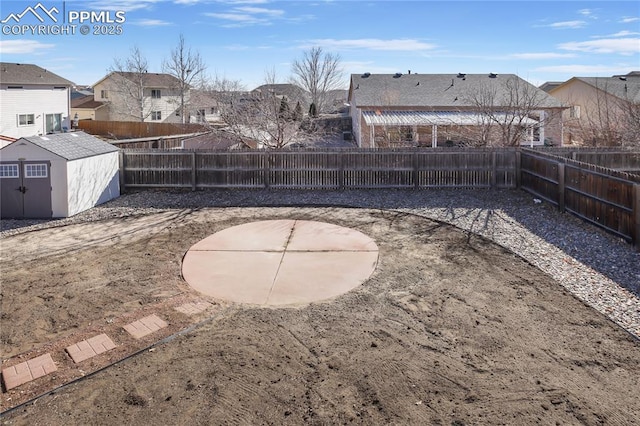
[151,89,162,99]
[17,114,35,126]
[151,111,162,121]
[24,163,48,179]
[0,164,19,178]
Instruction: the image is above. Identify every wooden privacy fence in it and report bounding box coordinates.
[78,120,207,139]
[520,149,640,248]
[120,148,518,190]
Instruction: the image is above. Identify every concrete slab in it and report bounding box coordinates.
[189,220,295,251]
[2,353,57,390]
[182,220,379,306]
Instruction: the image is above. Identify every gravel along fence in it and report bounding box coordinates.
[2,188,639,339]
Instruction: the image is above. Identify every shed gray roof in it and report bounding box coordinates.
[15,132,119,160]
[349,73,564,109]
[571,76,640,103]
[0,62,74,86]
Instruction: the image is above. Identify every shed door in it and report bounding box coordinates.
[0,161,52,218]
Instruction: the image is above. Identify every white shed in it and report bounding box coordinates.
[0,131,120,218]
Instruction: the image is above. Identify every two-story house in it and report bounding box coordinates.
[92,72,186,123]
[348,72,565,148]
[545,71,640,146]
[0,62,74,139]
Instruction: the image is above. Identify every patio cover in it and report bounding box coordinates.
[362,110,539,126]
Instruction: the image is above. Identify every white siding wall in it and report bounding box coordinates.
[66,152,119,216]
[0,85,70,138]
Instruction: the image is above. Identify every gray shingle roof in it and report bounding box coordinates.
[96,72,182,88]
[573,76,640,103]
[349,73,564,109]
[0,62,74,86]
[18,132,119,160]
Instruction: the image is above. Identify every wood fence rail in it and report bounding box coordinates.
[520,149,640,248]
[118,147,640,248]
[78,120,207,139]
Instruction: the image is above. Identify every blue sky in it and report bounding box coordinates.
[1,0,638,89]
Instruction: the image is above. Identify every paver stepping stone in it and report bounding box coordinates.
[2,353,57,390]
[66,334,117,363]
[175,301,212,315]
[123,314,168,339]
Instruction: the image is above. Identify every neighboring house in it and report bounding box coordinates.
[546,71,640,145]
[92,72,186,123]
[188,89,222,124]
[0,132,120,218]
[252,84,310,111]
[71,95,108,121]
[0,62,74,139]
[348,72,565,148]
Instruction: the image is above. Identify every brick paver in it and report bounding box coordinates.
[175,301,212,316]
[66,333,117,363]
[2,353,57,390]
[123,314,168,339]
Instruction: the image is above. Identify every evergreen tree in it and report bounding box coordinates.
[279,96,291,120]
[308,102,317,118]
[293,101,303,121]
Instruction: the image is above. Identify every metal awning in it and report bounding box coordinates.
[362,110,538,126]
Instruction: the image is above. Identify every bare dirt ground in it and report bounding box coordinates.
[1,207,639,425]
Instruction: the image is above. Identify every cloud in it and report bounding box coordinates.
[595,30,640,38]
[0,39,55,54]
[511,52,577,60]
[534,64,633,75]
[304,38,436,51]
[131,18,173,26]
[620,16,640,24]
[558,38,640,55]
[87,0,162,12]
[204,5,285,26]
[544,20,588,29]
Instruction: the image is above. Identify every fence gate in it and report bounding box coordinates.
[0,161,52,218]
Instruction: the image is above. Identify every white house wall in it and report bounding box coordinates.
[66,152,119,216]
[0,85,70,138]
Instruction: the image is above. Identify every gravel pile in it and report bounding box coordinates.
[2,188,639,339]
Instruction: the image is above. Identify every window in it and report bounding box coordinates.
[151,89,161,99]
[101,90,108,99]
[151,111,162,121]
[570,105,581,119]
[0,164,19,178]
[25,164,48,178]
[45,113,62,133]
[7,85,23,89]
[17,114,35,126]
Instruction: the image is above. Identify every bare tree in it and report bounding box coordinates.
[107,46,151,122]
[291,46,343,117]
[162,34,207,124]
[464,76,562,147]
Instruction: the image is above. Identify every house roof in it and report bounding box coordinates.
[555,75,640,103]
[71,95,106,110]
[252,84,309,103]
[93,71,181,88]
[349,73,564,109]
[0,62,74,86]
[6,131,119,160]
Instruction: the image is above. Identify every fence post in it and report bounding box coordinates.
[557,162,566,213]
[263,151,270,189]
[413,150,419,189]
[515,149,521,189]
[633,183,640,251]
[340,152,345,190]
[490,150,497,188]
[118,150,125,194]
[191,152,197,191]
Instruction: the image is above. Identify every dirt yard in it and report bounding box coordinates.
[1,207,639,425]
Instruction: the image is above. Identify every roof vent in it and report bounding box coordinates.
[489,73,498,78]
[362,72,371,78]
[394,72,403,78]
[619,76,627,81]
[457,73,466,78]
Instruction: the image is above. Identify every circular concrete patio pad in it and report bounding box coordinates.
[181,220,379,306]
